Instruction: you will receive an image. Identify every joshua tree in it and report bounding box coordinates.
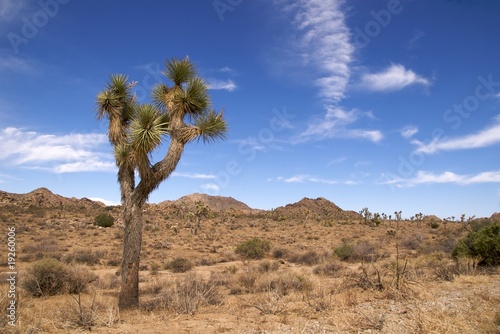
[359,207,372,225]
[95,57,227,309]
[191,200,209,234]
[415,212,424,227]
[394,210,402,229]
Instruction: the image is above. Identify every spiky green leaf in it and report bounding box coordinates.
[194,110,228,144]
[130,104,169,155]
[165,57,195,86]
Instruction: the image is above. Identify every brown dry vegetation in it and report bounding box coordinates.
[1,188,499,333]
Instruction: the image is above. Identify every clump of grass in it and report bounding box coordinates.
[143,273,222,314]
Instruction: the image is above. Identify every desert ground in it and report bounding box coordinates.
[1,188,499,333]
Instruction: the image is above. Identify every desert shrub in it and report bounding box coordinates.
[66,265,97,294]
[64,249,105,265]
[452,223,500,266]
[286,250,322,265]
[23,259,95,297]
[93,213,114,228]
[313,262,343,276]
[352,241,377,262]
[333,241,354,261]
[255,272,313,296]
[107,258,121,267]
[235,237,270,259]
[334,240,377,262]
[470,218,494,232]
[429,222,440,229]
[166,257,193,273]
[258,260,280,272]
[149,261,161,275]
[144,273,221,314]
[272,247,289,259]
[23,258,68,296]
[237,270,259,293]
[22,238,63,261]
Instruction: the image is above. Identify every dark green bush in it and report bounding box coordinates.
[452,223,500,266]
[235,237,270,259]
[333,242,354,261]
[430,222,440,229]
[94,213,114,227]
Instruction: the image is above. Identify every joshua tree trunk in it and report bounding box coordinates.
[119,200,144,309]
[118,139,185,309]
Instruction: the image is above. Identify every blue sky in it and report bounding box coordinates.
[1,0,499,219]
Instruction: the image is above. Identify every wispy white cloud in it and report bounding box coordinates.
[300,107,383,143]
[234,136,288,154]
[0,55,32,72]
[400,125,419,139]
[0,127,113,173]
[354,161,371,169]
[361,64,431,92]
[327,156,346,166]
[218,67,234,74]
[413,115,500,154]
[173,172,216,179]
[273,174,356,185]
[200,183,220,192]
[53,160,115,173]
[234,137,266,152]
[407,30,425,50]
[382,170,500,188]
[206,78,237,91]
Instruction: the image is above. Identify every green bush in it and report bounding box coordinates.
[333,242,354,261]
[429,222,440,229]
[94,213,114,227]
[452,223,500,266]
[22,258,95,297]
[235,237,270,259]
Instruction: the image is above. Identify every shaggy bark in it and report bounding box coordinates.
[118,200,143,309]
[118,138,185,309]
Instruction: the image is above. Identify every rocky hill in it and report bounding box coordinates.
[274,197,361,221]
[156,193,258,214]
[0,187,105,211]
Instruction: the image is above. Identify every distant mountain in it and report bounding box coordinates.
[157,193,258,213]
[274,197,361,220]
[0,187,105,210]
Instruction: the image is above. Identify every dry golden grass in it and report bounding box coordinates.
[1,205,499,333]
